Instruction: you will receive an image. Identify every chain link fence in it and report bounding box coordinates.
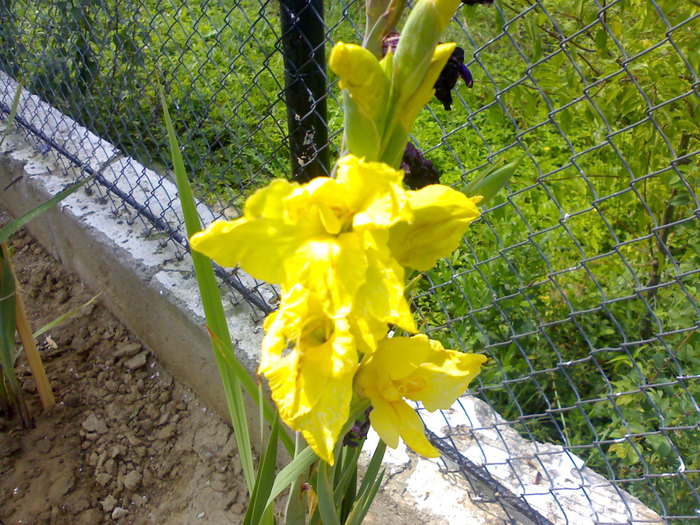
[1,0,698,522]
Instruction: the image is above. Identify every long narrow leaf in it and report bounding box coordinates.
[0,178,89,245]
[0,81,23,148]
[316,462,341,525]
[158,86,294,460]
[243,417,280,525]
[353,440,386,510]
[161,89,256,492]
[333,446,360,503]
[0,251,19,390]
[32,293,101,339]
[462,154,525,205]
[265,446,318,509]
[346,469,385,525]
[284,434,309,525]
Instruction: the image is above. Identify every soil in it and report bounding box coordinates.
[0,227,247,524]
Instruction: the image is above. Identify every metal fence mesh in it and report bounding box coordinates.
[1,0,698,522]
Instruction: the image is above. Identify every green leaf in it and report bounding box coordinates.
[0,81,24,148]
[344,440,386,525]
[161,85,256,493]
[463,154,526,205]
[243,417,280,525]
[333,446,361,510]
[32,293,100,339]
[158,85,294,464]
[595,28,608,56]
[0,251,20,393]
[265,447,318,510]
[0,178,89,245]
[316,462,341,525]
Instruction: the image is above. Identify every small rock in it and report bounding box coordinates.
[22,378,37,393]
[101,495,118,513]
[160,373,173,388]
[0,436,21,458]
[124,351,148,370]
[103,459,116,476]
[55,288,69,304]
[63,393,81,407]
[114,343,141,358]
[36,437,52,454]
[154,423,176,441]
[48,470,75,503]
[95,472,112,486]
[110,444,127,459]
[131,494,148,507]
[123,470,141,491]
[125,433,142,446]
[111,507,129,520]
[82,414,108,434]
[211,473,229,493]
[76,509,102,525]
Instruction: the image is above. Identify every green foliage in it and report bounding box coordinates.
[409,0,699,516]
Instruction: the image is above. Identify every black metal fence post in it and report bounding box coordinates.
[278,0,329,182]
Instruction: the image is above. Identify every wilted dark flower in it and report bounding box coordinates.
[382,31,401,56]
[382,32,474,112]
[434,46,473,110]
[343,407,373,447]
[402,142,441,190]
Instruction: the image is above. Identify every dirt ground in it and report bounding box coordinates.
[0,227,248,524]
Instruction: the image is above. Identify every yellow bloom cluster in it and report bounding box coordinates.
[190,155,485,463]
[330,0,463,168]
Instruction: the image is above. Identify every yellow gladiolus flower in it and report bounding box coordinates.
[349,231,417,353]
[261,286,359,464]
[329,42,391,159]
[190,155,411,318]
[355,334,486,457]
[393,0,461,102]
[388,184,481,271]
[400,42,456,129]
[329,42,388,119]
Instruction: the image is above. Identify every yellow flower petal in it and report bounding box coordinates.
[352,231,417,335]
[370,399,439,457]
[329,42,388,119]
[335,155,411,230]
[261,287,358,464]
[388,185,481,271]
[356,334,485,457]
[190,218,305,284]
[372,335,487,411]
